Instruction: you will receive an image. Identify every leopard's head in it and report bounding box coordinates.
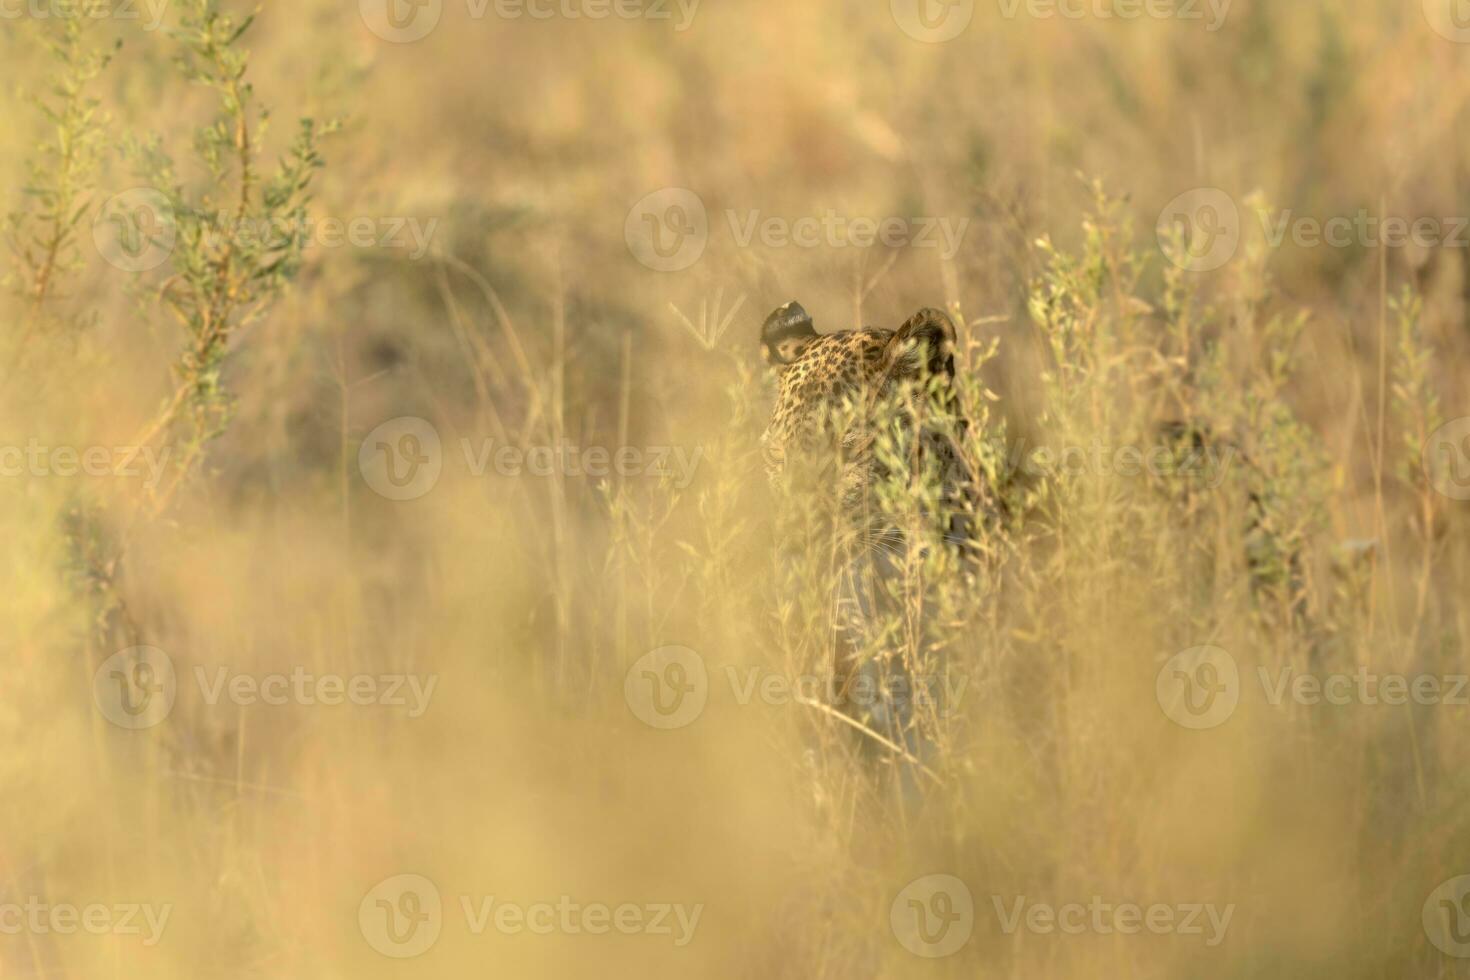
[758,301,967,524]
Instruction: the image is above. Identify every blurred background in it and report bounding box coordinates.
[3,0,1470,976]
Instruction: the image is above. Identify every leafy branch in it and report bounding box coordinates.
[3,0,118,352]
[126,0,334,518]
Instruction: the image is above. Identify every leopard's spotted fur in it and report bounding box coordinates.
[759,300,976,541]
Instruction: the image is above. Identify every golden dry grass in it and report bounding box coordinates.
[3,1,1470,977]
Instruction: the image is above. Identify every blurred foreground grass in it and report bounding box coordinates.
[2,0,1470,976]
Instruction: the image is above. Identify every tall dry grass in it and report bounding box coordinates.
[2,0,1469,977]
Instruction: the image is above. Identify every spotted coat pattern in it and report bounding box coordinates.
[759,301,974,535]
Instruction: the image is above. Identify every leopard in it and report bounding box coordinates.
[757,300,986,788]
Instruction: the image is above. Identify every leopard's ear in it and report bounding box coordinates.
[882,307,957,383]
[761,301,817,368]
